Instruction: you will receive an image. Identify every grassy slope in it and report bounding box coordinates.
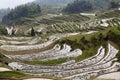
[56,25,120,62]
[0,71,27,79]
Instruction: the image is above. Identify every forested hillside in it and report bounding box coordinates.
[33,0,74,13]
[1,0,73,25]
[63,0,120,13]
[0,8,10,22]
[2,4,41,25]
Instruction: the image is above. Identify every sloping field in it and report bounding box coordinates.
[7,44,120,80]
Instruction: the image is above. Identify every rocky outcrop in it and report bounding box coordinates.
[5,26,18,35]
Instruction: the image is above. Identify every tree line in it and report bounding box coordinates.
[2,4,41,25]
[63,0,120,13]
[0,8,11,22]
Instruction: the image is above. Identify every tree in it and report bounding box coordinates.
[31,27,35,36]
[89,35,99,47]
[98,33,104,41]
[110,1,120,8]
[63,0,117,14]
[104,30,112,41]
[81,36,88,44]
[36,5,41,13]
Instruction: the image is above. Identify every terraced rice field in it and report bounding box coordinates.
[45,18,120,34]
[7,43,120,80]
[0,30,120,80]
[0,11,120,80]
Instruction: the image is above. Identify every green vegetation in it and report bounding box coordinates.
[0,54,11,63]
[33,0,73,15]
[99,9,120,18]
[31,27,35,36]
[110,1,120,8]
[63,0,120,14]
[0,53,30,79]
[2,4,41,25]
[0,71,28,78]
[57,33,105,62]
[39,14,89,25]
[0,8,10,22]
[56,25,120,62]
[24,25,120,65]
[24,58,68,66]
[0,24,7,35]
[0,0,120,79]
[76,46,99,62]
[35,0,73,6]
[51,14,90,22]
[63,0,93,13]
[0,53,12,68]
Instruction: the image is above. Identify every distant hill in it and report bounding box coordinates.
[2,0,74,25]
[33,0,74,13]
[63,0,120,13]
[34,0,73,6]
[2,0,120,25]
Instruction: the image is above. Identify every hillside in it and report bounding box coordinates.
[2,4,41,25]
[34,0,73,6]
[0,24,120,80]
[33,0,74,14]
[2,0,120,26]
[63,0,120,13]
[0,0,120,80]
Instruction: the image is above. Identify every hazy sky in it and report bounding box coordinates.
[0,0,35,9]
